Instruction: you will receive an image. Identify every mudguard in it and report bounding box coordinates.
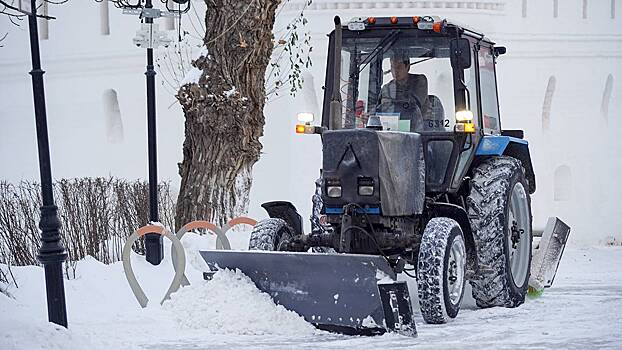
[261,201,304,236]
[475,135,536,194]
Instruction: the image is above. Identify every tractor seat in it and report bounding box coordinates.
[424,95,445,131]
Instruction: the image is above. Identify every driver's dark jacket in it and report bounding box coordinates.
[376,74,429,131]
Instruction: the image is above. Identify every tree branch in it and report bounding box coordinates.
[0,0,58,20]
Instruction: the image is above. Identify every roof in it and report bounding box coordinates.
[342,16,495,45]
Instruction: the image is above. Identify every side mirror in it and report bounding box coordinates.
[450,38,472,69]
[494,46,507,57]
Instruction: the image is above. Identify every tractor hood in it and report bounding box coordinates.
[322,129,425,216]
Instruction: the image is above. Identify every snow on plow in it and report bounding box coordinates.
[199,250,416,337]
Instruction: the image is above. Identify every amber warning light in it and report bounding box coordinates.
[295,124,322,134]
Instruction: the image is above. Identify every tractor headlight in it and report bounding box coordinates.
[455,110,476,133]
[358,186,374,196]
[358,177,374,196]
[455,110,473,122]
[297,112,314,123]
[326,178,342,198]
[327,186,342,198]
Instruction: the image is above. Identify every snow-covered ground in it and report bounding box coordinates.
[2,233,621,350]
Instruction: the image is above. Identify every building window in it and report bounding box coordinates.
[582,0,588,19]
[522,0,527,17]
[601,74,614,122]
[103,89,124,143]
[553,0,559,18]
[542,76,556,131]
[100,0,110,35]
[554,165,572,202]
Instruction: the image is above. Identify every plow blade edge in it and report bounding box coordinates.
[530,217,571,290]
[199,250,416,336]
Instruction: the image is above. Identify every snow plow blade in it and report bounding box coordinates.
[529,217,571,293]
[199,250,416,336]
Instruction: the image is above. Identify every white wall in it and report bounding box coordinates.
[1,0,621,245]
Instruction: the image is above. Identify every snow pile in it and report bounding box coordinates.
[224,86,237,98]
[180,47,209,87]
[0,293,103,350]
[162,268,315,336]
[180,67,202,86]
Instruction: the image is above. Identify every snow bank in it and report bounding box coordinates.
[162,269,315,335]
[0,293,103,350]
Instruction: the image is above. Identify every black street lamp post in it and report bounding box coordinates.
[117,0,190,265]
[143,0,164,265]
[25,0,68,328]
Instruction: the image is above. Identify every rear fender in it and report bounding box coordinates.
[261,201,304,236]
[504,142,536,194]
[475,135,536,194]
[429,203,478,274]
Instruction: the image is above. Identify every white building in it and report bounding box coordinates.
[0,0,620,245]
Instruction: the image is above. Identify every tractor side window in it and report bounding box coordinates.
[354,61,372,128]
[339,50,355,129]
[463,49,478,118]
[478,47,501,135]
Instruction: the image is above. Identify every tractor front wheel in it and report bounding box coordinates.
[248,218,294,251]
[417,217,467,324]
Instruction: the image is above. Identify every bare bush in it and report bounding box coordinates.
[1,263,16,297]
[0,178,176,270]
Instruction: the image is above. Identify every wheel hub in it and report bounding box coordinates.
[447,236,466,306]
[507,182,531,287]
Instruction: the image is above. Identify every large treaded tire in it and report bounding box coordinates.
[467,156,533,308]
[248,218,294,251]
[417,217,466,324]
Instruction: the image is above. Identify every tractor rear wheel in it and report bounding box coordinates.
[248,218,294,251]
[467,156,533,308]
[417,217,466,324]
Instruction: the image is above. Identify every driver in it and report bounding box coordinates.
[376,53,429,131]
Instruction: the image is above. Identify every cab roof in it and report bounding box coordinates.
[342,16,495,46]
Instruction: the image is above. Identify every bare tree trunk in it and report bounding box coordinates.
[175,0,280,229]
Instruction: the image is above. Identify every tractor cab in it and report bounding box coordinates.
[199,15,570,336]
[318,16,505,193]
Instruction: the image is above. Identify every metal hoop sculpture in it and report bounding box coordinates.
[172,217,258,287]
[122,225,186,308]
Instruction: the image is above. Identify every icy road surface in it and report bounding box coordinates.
[1,242,621,350]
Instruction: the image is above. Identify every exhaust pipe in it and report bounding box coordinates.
[330,16,342,130]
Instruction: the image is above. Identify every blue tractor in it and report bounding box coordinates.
[200,16,566,336]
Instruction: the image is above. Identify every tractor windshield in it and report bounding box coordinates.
[334,34,458,133]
